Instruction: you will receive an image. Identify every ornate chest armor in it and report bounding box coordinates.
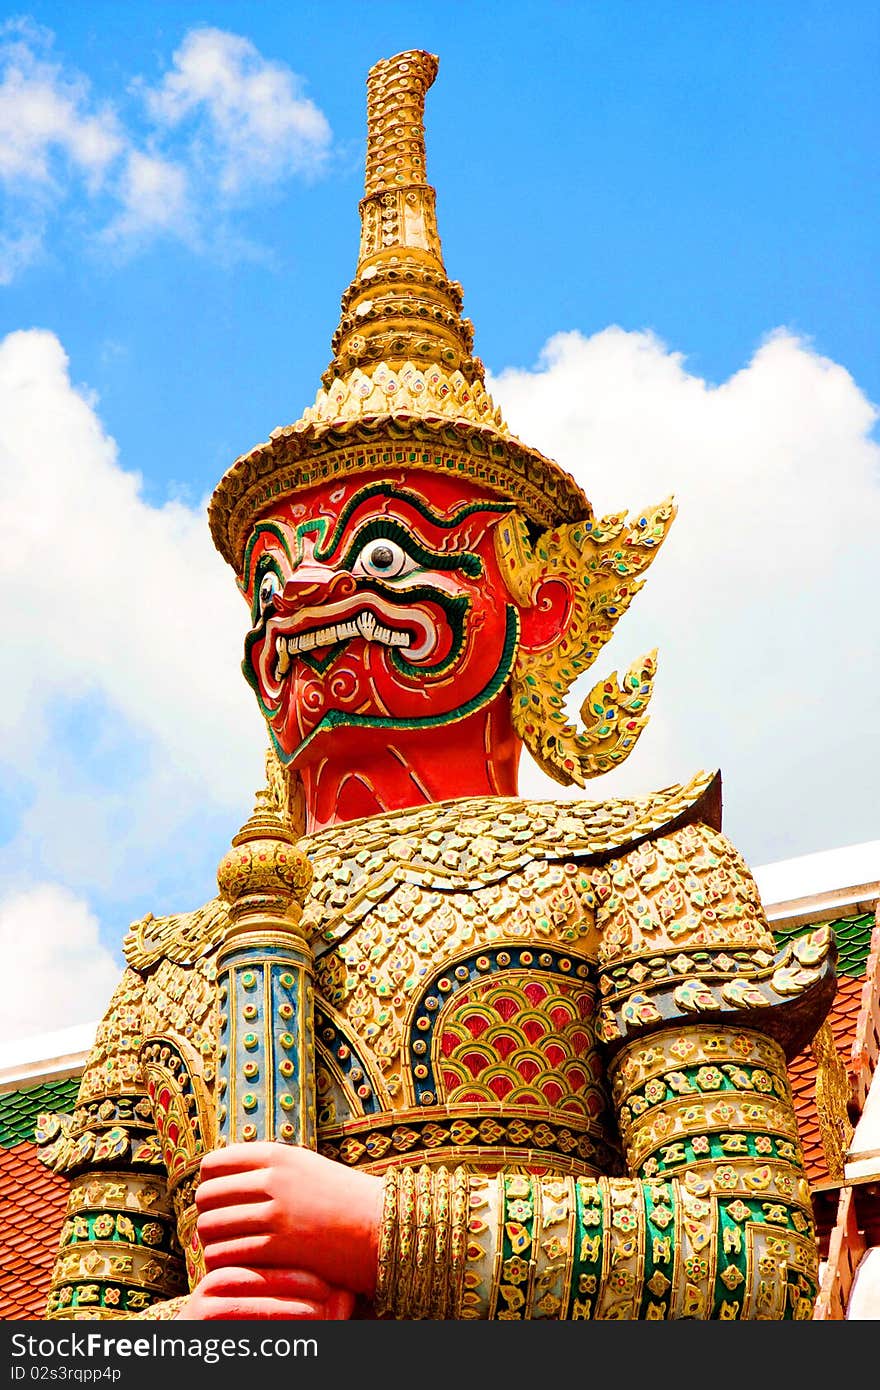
[39,771,835,1319]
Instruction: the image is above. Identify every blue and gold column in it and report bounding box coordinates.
[215,793,315,1148]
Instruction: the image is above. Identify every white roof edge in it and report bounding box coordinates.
[753,839,880,916]
[0,1020,97,1093]
[761,883,880,930]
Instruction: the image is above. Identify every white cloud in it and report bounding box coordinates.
[493,327,880,864]
[0,24,123,188]
[141,27,331,194]
[0,23,332,270]
[0,883,120,1043]
[105,149,191,244]
[0,223,44,285]
[0,328,265,909]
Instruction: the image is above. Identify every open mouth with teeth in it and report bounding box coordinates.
[284,609,410,652]
[276,607,417,676]
[244,586,468,711]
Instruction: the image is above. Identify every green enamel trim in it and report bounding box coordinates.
[714,1201,750,1318]
[714,1197,817,1321]
[0,1077,80,1148]
[571,1177,604,1318]
[49,1284,176,1316]
[497,1175,536,1318]
[290,641,349,676]
[248,552,284,624]
[640,1179,674,1317]
[629,1060,789,1123]
[312,481,511,562]
[339,515,484,579]
[243,584,473,710]
[271,604,520,765]
[240,522,292,590]
[387,590,469,678]
[65,1209,175,1248]
[292,516,330,561]
[296,587,469,680]
[242,649,269,718]
[635,1132,801,1175]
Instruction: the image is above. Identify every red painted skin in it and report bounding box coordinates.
[182,471,573,1320]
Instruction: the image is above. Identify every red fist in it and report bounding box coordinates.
[180,1265,354,1320]
[194,1143,384,1298]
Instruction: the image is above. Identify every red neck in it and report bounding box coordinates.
[297,696,522,834]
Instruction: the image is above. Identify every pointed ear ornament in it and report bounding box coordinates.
[494,497,677,786]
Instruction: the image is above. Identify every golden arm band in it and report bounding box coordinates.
[374,1164,470,1318]
[45,1171,187,1320]
[374,1027,819,1320]
[131,1295,190,1320]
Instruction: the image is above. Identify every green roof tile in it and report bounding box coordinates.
[773,911,876,981]
[0,1077,81,1148]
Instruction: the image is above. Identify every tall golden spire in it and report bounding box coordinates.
[300,49,501,431]
[208,49,591,576]
[324,50,478,386]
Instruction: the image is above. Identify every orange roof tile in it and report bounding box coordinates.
[0,1142,67,1320]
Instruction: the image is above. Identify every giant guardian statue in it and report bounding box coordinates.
[41,50,836,1322]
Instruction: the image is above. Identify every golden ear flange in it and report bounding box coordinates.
[497,498,677,784]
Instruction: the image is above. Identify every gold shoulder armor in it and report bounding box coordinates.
[38,967,164,1179]
[123,896,230,971]
[303,769,721,951]
[594,821,837,1059]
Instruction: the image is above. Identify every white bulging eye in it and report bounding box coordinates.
[355,538,410,579]
[258,571,281,610]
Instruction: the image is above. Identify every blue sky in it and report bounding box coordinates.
[1,1,878,1041]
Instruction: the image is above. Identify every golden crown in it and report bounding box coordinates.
[208,50,592,574]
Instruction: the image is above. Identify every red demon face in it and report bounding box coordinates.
[239,472,519,767]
